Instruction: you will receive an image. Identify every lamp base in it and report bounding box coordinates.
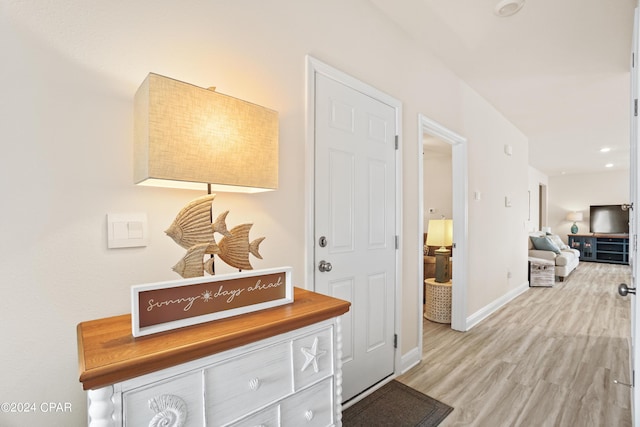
[570,223,578,234]
[434,248,451,283]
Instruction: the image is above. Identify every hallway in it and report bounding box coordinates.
[398,262,632,426]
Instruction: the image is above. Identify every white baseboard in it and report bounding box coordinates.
[397,281,529,377]
[466,281,529,330]
[399,346,421,374]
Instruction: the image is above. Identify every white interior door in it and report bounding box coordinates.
[313,71,397,402]
[630,6,639,424]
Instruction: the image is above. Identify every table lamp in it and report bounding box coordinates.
[133,73,279,277]
[426,219,453,283]
[566,211,583,234]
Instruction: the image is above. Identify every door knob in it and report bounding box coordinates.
[618,283,636,296]
[318,260,333,272]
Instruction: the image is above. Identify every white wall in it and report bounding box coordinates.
[461,85,530,317]
[424,150,453,229]
[1,1,530,425]
[549,170,630,241]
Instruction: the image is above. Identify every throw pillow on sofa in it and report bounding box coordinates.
[530,236,561,254]
[547,233,569,250]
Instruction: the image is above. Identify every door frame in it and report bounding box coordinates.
[304,55,403,376]
[630,6,639,423]
[418,114,468,335]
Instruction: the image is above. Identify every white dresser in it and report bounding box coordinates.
[77,288,350,427]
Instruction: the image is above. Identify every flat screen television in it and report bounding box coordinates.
[589,204,629,234]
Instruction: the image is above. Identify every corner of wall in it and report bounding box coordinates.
[399,346,422,374]
[466,280,529,330]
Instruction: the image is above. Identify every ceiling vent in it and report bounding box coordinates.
[494,0,525,17]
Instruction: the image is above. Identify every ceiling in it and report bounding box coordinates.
[371,0,636,176]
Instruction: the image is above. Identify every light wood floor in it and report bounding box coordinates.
[398,262,633,426]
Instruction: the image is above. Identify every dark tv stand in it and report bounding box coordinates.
[568,234,629,265]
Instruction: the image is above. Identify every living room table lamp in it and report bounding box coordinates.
[426,219,453,283]
[566,211,583,234]
[134,72,278,193]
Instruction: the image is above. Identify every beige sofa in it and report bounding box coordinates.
[528,232,580,281]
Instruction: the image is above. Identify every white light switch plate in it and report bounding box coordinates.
[107,213,148,248]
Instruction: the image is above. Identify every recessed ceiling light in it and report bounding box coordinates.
[600,147,611,153]
[494,0,525,17]
[605,163,614,168]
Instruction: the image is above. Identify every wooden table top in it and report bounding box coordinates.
[77,287,350,390]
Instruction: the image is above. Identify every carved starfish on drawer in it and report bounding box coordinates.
[300,337,327,373]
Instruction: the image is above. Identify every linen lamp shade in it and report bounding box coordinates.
[426,219,453,249]
[566,211,583,222]
[134,73,278,193]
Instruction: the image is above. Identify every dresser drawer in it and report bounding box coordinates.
[292,327,333,391]
[123,371,203,427]
[227,404,279,427]
[281,378,334,427]
[205,342,292,426]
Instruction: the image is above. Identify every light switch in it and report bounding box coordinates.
[128,221,144,239]
[112,222,130,240]
[107,213,148,248]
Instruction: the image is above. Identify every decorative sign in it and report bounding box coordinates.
[131,267,293,337]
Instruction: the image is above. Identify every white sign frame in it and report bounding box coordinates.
[131,267,293,337]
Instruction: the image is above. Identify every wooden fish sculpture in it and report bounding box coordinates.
[166,195,265,278]
[165,194,216,249]
[217,223,265,271]
[172,243,209,279]
[212,211,232,238]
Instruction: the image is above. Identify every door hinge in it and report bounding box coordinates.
[393,334,398,348]
[395,235,399,249]
[635,99,638,117]
[395,135,399,150]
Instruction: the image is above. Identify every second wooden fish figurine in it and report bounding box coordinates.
[165,194,265,278]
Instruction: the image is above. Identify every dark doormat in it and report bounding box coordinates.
[342,380,453,427]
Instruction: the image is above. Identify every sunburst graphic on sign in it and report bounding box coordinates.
[201,290,213,302]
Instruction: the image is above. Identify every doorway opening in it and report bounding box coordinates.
[418,115,468,352]
[538,184,547,230]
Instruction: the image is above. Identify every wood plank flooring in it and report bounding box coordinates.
[398,262,633,426]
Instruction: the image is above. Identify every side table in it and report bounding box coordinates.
[528,256,555,287]
[424,278,452,323]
